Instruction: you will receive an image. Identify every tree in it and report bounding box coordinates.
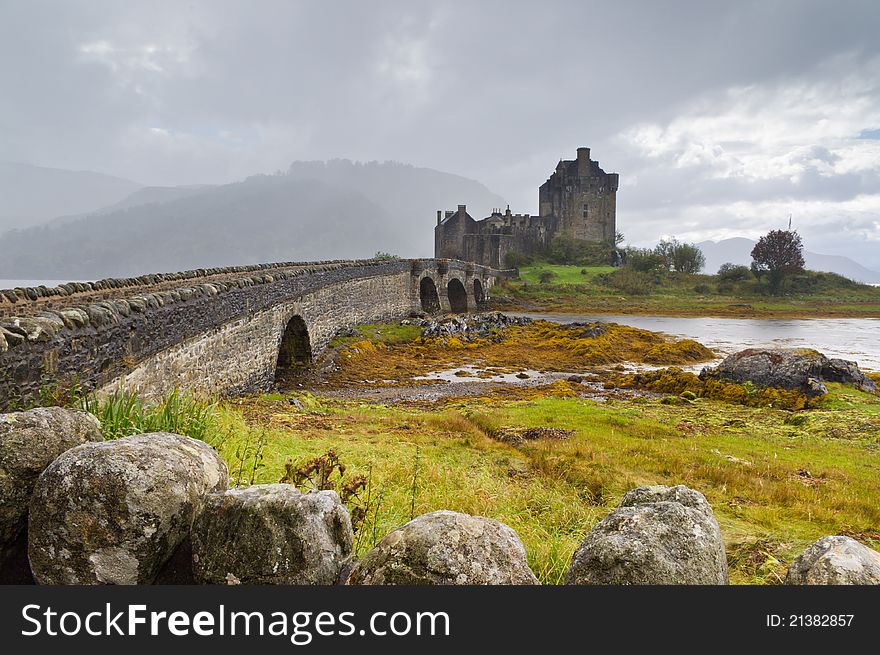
[750,229,805,294]
[717,263,751,282]
[653,239,705,273]
[625,247,666,273]
[670,242,705,274]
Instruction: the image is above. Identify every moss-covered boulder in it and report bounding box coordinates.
[0,407,103,578]
[28,432,228,584]
[565,485,728,585]
[700,348,875,398]
[349,510,539,585]
[192,484,352,585]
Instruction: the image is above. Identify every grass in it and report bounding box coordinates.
[498,264,880,318]
[328,322,422,348]
[518,264,615,285]
[211,385,880,585]
[78,387,218,442]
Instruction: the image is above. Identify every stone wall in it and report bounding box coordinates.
[105,272,415,401]
[0,259,510,409]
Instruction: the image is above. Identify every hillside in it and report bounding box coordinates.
[697,237,880,284]
[284,159,506,256]
[0,162,142,233]
[0,162,506,279]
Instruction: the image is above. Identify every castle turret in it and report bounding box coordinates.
[577,147,591,177]
[539,146,617,243]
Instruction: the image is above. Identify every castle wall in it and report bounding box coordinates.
[436,148,618,268]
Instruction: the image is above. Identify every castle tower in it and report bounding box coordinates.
[538,147,618,243]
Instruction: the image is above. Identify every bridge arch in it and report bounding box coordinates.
[447,278,468,313]
[275,314,312,383]
[419,276,441,314]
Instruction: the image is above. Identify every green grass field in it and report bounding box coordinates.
[191,384,880,585]
[517,264,616,285]
[498,264,880,318]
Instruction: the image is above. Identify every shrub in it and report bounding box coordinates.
[670,242,705,274]
[693,283,711,294]
[624,248,666,273]
[717,263,751,282]
[655,239,705,273]
[786,271,861,294]
[504,251,533,269]
[606,267,656,295]
[539,271,556,284]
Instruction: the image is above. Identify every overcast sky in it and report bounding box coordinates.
[2,0,879,266]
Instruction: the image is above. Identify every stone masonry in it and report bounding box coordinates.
[435,147,619,268]
[0,258,510,409]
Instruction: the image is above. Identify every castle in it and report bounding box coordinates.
[435,147,619,268]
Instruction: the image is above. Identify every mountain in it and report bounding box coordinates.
[0,161,506,279]
[284,159,506,256]
[697,237,880,284]
[47,185,213,227]
[0,162,142,233]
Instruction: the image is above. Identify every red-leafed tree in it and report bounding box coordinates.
[750,229,805,295]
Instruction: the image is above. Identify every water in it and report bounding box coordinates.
[512,312,880,371]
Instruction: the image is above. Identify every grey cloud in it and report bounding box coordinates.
[1,0,879,262]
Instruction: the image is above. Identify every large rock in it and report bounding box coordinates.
[192,484,353,585]
[417,312,532,342]
[700,348,876,398]
[785,536,880,585]
[822,358,877,392]
[348,510,539,585]
[28,432,228,584]
[565,485,728,585]
[0,408,103,568]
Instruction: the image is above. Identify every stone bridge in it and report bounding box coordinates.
[0,258,512,410]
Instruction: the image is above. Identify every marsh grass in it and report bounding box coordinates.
[75,379,880,585]
[79,387,218,442]
[211,385,880,585]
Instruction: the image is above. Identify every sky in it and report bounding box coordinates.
[2,0,879,266]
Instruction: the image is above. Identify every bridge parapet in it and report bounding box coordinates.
[0,258,509,410]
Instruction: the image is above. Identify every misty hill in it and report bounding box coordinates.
[47,185,213,227]
[284,159,505,256]
[697,237,880,284]
[0,161,506,279]
[0,162,142,233]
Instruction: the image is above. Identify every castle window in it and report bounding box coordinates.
[582,202,588,218]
